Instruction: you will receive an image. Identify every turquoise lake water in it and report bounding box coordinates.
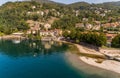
[0,40,120,78]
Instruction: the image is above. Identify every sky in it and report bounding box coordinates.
[0,0,120,5]
[0,0,22,5]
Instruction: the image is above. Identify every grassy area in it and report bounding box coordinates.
[0,32,5,36]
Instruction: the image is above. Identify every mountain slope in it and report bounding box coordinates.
[103,1,120,6]
[25,0,65,5]
[67,2,90,9]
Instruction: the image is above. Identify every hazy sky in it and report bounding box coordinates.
[0,0,22,5]
[0,0,120,5]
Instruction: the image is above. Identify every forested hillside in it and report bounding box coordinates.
[0,0,120,34]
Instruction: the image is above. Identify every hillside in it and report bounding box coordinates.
[0,1,67,34]
[25,0,65,5]
[0,1,120,35]
[67,1,120,10]
[103,1,120,6]
[67,2,91,9]
[32,0,53,3]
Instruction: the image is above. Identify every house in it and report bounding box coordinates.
[40,30,54,37]
[44,10,49,15]
[75,23,84,28]
[27,11,31,14]
[75,10,79,16]
[83,18,88,21]
[40,29,62,37]
[106,33,117,42]
[102,22,120,28]
[92,25,101,30]
[100,13,106,17]
[85,23,93,29]
[32,6,36,9]
[57,12,60,16]
[54,29,63,36]
[44,23,51,30]
[26,20,40,34]
[40,11,44,16]
[95,10,100,14]
[102,23,111,28]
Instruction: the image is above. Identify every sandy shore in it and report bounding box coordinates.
[65,52,120,78]
[0,35,26,40]
[75,43,120,74]
[100,48,120,57]
[80,56,120,73]
[75,44,104,56]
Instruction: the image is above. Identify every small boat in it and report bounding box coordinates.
[12,40,21,44]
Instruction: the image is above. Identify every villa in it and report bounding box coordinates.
[106,33,118,42]
[75,23,84,28]
[40,30,55,37]
[44,23,51,30]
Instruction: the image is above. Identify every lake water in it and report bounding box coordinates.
[0,40,120,78]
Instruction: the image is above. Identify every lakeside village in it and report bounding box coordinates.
[0,20,63,41]
[1,19,120,44]
[0,5,120,46]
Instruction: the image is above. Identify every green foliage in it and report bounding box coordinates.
[67,2,90,10]
[0,1,70,34]
[0,32,4,36]
[52,15,79,29]
[62,30,69,38]
[69,29,77,40]
[111,34,120,48]
[31,14,40,21]
[0,2,33,34]
[34,35,41,40]
[63,30,107,47]
[17,20,30,31]
[1,0,120,37]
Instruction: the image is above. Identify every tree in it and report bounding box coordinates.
[17,20,29,31]
[69,29,77,40]
[97,33,107,46]
[62,30,70,38]
[31,14,40,21]
[111,34,120,48]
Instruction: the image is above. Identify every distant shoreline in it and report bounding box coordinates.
[0,35,26,40]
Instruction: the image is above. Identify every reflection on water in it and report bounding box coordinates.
[0,40,120,78]
[0,40,68,58]
[12,40,21,44]
[0,40,83,78]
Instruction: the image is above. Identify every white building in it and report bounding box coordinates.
[44,23,51,30]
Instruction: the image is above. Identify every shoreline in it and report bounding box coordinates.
[0,35,26,40]
[61,40,120,74]
[74,43,120,74]
[65,52,120,78]
[0,37,120,74]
